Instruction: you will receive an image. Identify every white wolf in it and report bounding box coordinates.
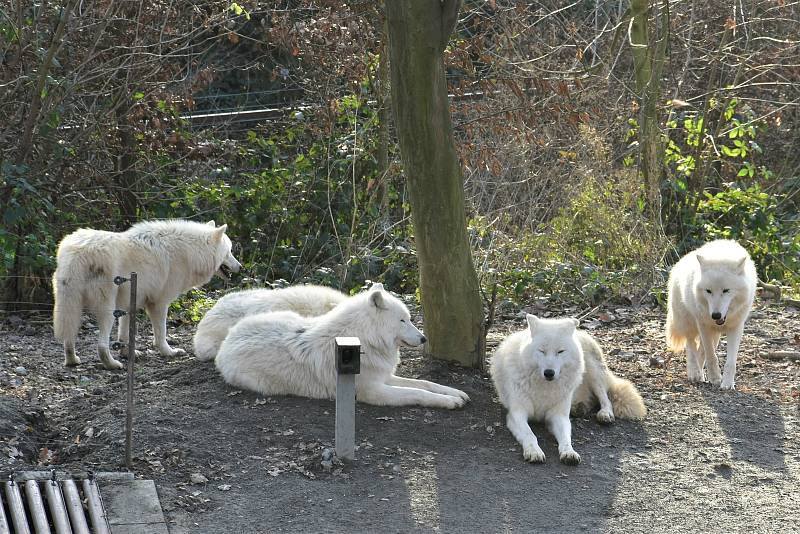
[490,315,646,465]
[52,220,241,370]
[666,239,757,390]
[193,285,347,361]
[215,283,470,409]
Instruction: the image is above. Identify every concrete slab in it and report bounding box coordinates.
[101,479,169,534]
[108,524,170,534]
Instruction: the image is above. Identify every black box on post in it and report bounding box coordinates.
[335,337,361,375]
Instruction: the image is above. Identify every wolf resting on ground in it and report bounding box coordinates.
[193,285,347,361]
[215,283,470,409]
[53,219,241,370]
[490,315,646,465]
[666,239,757,390]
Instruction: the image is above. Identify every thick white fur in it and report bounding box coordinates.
[666,239,757,390]
[193,285,347,361]
[490,315,646,465]
[215,284,470,409]
[52,219,241,370]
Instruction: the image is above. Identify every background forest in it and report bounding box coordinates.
[1,0,798,313]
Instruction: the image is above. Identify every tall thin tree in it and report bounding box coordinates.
[385,0,485,367]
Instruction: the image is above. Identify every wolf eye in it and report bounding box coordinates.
[722,289,730,293]
[557,350,565,354]
[400,319,406,323]
[705,289,712,294]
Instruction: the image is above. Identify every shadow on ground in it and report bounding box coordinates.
[701,387,787,473]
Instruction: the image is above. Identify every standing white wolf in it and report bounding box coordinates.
[53,220,241,370]
[490,315,646,465]
[193,285,347,361]
[666,239,757,390]
[215,283,470,409]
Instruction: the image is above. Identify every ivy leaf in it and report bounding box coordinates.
[721,145,740,157]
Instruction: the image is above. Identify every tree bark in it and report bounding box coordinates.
[113,93,139,226]
[385,0,485,367]
[630,0,669,226]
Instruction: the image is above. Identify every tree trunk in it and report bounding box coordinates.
[385,0,485,367]
[630,0,669,226]
[375,16,391,219]
[114,94,139,226]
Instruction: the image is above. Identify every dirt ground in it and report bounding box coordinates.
[1,299,799,533]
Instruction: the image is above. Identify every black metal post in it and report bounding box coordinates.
[125,272,137,469]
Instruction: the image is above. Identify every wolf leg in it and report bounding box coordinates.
[720,324,743,390]
[698,328,722,386]
[358,383,464,409]
[686,338,705,383]
[116,313,144,357]
[64,339,80,366]
[118,313,129,343]
[146,302,186,357]
[548,407,581,465]
[96,309,124,370]
[506,408,545,463]
[592,382,615,423]
[386,375,470,402]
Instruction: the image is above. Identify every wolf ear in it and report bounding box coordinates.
[696,254,707,269]
[206,220,216,227]
[568,318,580,328]
[526,314,538,333]
[370,290,386,310]
[735,257,746,272]
[210,224,227,243]
[370,282,384,292]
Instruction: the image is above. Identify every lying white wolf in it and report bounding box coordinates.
[193,285,347,361]
[53,220,241,370]
[666,239,757,390]
[490,315,646,465]
[215,283,469,409]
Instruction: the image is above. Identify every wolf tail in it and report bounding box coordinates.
[665,306,686,352]
[193,328,222,361]
[608,376,647,420]
[52,269,83,344]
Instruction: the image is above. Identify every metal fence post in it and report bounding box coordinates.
[335,337,360,461]
[125,272,137,469]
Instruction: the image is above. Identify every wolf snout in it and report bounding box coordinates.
[711,312,726,325]
[543,369,555,381]
[419,334,427,344]
[227,258,242,272]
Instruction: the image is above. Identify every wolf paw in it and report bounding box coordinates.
[719,378,735,390]
[559,449,581,465]
[443,395,467,409]
[523,444,546,463]
[596,409,615,424]
[102,358,124,370]
[687,369,705,383]
[451,388,471,403]
[161,347,187,358]
[64,355,81,367]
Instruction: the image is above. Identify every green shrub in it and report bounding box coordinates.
[694,184,800,285]
[473,173,670,307]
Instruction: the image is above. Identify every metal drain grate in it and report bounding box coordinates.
[0,473,110,534]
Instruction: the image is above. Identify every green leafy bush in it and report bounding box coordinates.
[694,184,800,285]
[473,172,670,307]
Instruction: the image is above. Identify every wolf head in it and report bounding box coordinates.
[523,315,583,382]
[360,283,426,349]
[206,221,242,279]
[695,254,748,326]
